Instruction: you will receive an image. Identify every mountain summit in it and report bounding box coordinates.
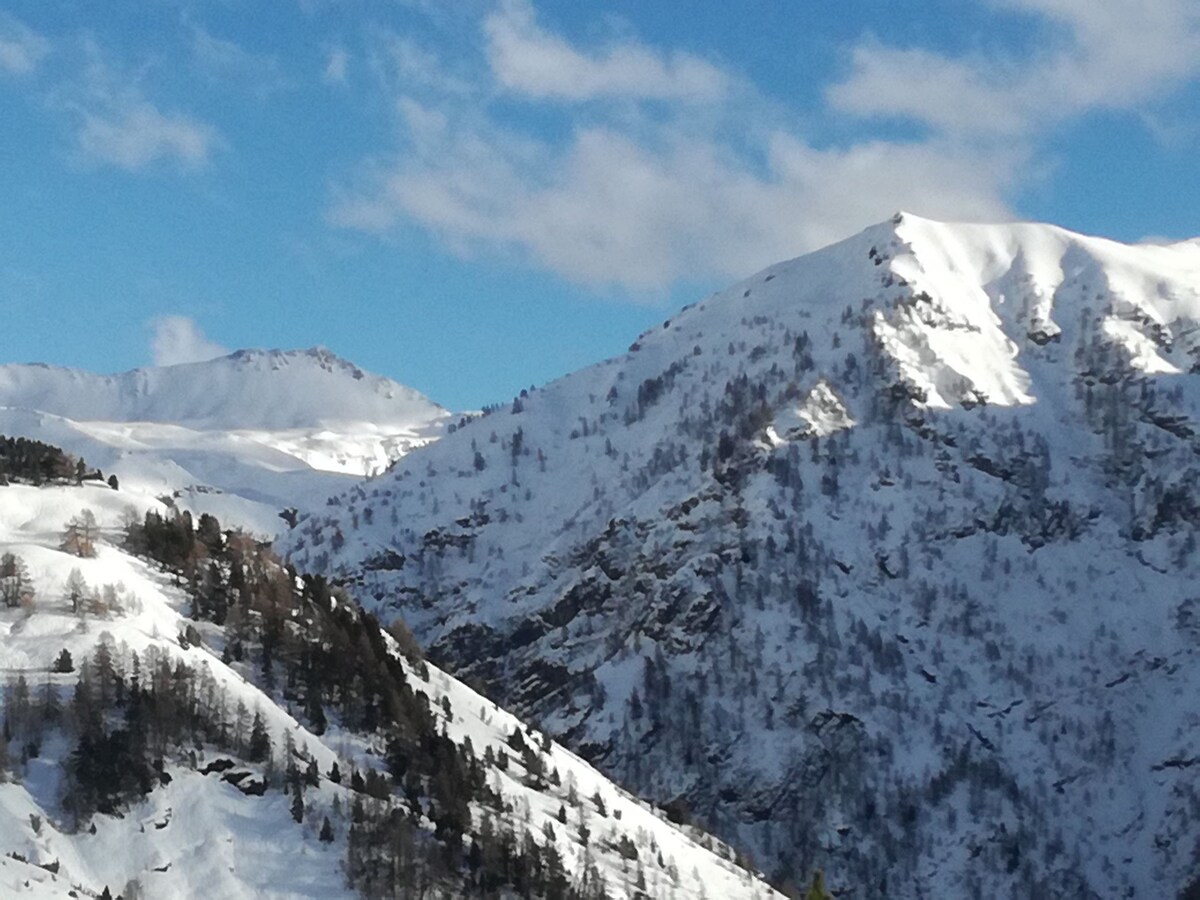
[0,346,447,432]
[288,214,1200,897]
[0,349,452,533]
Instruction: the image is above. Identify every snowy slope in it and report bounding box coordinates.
[0,476,781,899]
[0,348,445,432]
[0,348,452,535]
[287,214,1200,897]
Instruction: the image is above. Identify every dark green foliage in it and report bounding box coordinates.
[115,507,612,900]
[248,712,271,763]
[66,728,156,820]
[53,649,74,673]
[290,785,304,824]
[0,435,95,486]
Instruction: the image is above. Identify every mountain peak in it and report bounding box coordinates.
[0,350,447,430]
[286,214,1200,899]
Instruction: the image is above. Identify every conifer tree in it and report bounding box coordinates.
[248,711,271,763]
[290,786,305,824]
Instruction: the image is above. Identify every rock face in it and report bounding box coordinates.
[286,213,1200,898]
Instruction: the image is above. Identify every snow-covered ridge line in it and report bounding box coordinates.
[0,347,458,536]
[287,212,1200,898]
[0,346,449,431]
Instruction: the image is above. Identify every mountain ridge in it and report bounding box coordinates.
[0,346,448,432]
[286,213,1200,897]
[0,348,456,535]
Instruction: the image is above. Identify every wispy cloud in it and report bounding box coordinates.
[323,46,348,85]
[828,0,1200,136]
[483,0,727,104]
[149,316,228,367]
[329,0,1200,291]
[66,43,223,172]
[329,1,1015,289]
[78,104,219,171]
[189,23,291,100]
[0,12,49,76]
[331,104,1014,289]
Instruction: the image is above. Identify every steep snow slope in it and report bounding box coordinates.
[0,479,780,899]
[0,349,452,534]
[288,214,1200,897]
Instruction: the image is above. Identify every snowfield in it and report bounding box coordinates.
[0,348,453,536]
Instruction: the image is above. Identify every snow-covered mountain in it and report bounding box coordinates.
[0,348,452,535]
[286,213,1200,897]
[0,452,780,898]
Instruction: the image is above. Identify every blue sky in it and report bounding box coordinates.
[1,0,1197,410]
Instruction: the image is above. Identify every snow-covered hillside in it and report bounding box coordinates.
[0,349,451,535]
[0,472,781,898]
[287,214,1200,897]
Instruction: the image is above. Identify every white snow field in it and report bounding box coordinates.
[0,348,453,536]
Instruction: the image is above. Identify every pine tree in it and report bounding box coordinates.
[0,553,33,608]
[290,784,305,824]
[248,711,271,763]
[319,816,334,843]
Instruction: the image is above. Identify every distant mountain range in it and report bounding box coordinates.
[0,347,452,534]
[283,213,1200,898]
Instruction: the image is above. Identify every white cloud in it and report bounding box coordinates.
[78,104,219,171]
[189,23,291,100]
[323,46,348,84]
[828,0,1200,136]
[149,316,229,367]
[0,13,49,76]
[330,98,1015,289]
[484,0,727,104]
[332,0,1200,291]
[67,46,223,172]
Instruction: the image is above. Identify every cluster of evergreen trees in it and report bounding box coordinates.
[0,434,105,486]
[116,507,617,898]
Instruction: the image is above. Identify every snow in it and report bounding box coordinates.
[6,210,1199,897]
[0,348,446,432]
[768,379,854,444]
[287,212,1200,898]
[0,467,780,897]
[0,348,453,536]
